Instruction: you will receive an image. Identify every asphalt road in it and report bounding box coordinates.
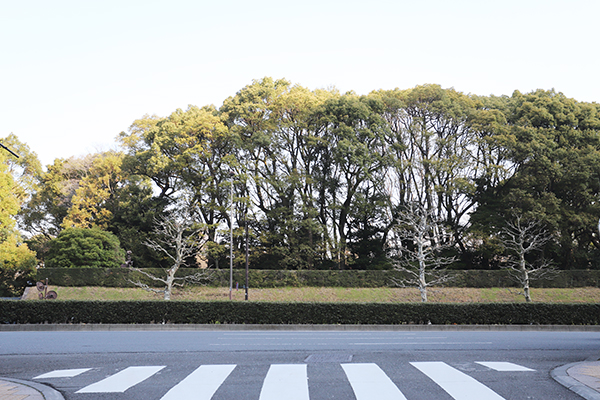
[1,329,599,399]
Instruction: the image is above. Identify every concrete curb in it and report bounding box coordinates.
[1,323,600,331]
[552,362,600,400]
[1,377,65,400]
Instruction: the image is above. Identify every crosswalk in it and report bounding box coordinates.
[33,361,535,399]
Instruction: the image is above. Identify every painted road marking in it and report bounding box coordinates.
[76,366,165,393]
[342,363,407,400]
[259,364,309,400]
[160,364,236,400]
[475,362,535,372]
[34,368,91,379]
[411,361,505,400]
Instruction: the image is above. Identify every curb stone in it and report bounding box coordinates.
[0,377,65,400]
[2,324,600,332]
[552,362,600,400]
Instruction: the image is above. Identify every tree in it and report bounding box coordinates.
[222,78,340,269]
[499,215,556,302]
[0,145,37,296]
[1,133,43,208]
[62,151,128,229]
[471,89,600,269]
[125,206,210,300]
[390,202,455,302]
[45,228,125,268]
[0,234,37,296]
[373,85,485,256]
[316,93,392,269]
[20,155,95,238]
[0,153,20,240]
[119,105,233,268]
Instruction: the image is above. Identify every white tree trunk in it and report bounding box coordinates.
[164,268,177,301]
[520,253,531,302]
[418,239,428,302]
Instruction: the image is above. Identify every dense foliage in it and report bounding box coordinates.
[6,79,600,275]
[0,139,37,296]
[45,228,125,268]
[2,300,600,325]
[37,268,600,289]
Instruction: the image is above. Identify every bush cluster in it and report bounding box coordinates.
[36,268,600,289]
[2,300,599,325]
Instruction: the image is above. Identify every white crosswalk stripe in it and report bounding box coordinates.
[33,368,91,379]
[259,364,309,400]
[160,364,236,400]
[475,361,535,372]
[411,361,505,400]
[75,366,165,393]
[341,363,407,400]
[34,361,536,399]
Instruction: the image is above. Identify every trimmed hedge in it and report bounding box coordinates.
[1,300,600,325]
[36,268,600,289]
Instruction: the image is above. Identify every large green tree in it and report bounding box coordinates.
[0,139,38,296]
[471,90,600,268]
[19,79,600,272]
[119,105,234,268]
[315,93,392,269]
[373,85,507,257]
[221,78,338,269]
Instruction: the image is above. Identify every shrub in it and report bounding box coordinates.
[46,228,125,268]
[2,300,599,325]
[36,268,600,289]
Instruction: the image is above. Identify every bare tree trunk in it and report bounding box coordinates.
[390,202,455,303]
[500,215,554,303]
[418,239,428,302]
[521,254,531,302]
[126,207,211,301]
[418,274,428,302]
[164,268,175,300]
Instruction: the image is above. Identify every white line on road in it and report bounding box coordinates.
[34,368,92,379]
[259,364,309,400]
[76,366,165,393]
[208,342,493,346]
[342,363,407,400]
[475,362,535,372]
[160,364,236,400]
[411,361,505,400]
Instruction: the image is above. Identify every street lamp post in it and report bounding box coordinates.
[245,214,249,301]
[229,171,234,301]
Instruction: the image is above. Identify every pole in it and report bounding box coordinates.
[245,213,249,301]
[229,171,234,301]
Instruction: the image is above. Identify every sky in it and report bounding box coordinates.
[1,0,599,166]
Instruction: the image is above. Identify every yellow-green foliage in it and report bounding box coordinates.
[0,150,37,296]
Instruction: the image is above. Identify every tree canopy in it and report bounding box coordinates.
[10,79,600,272]
[0,138,38,295]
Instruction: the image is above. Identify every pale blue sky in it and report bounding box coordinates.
[1,0,598,166]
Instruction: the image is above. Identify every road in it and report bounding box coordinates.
[1,329,598,399]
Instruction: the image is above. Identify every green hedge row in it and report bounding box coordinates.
[1,300,600,325]
[36,268,600,288]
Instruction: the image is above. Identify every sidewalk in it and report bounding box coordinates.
[0,378,64,400]
[552,361,600,400]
